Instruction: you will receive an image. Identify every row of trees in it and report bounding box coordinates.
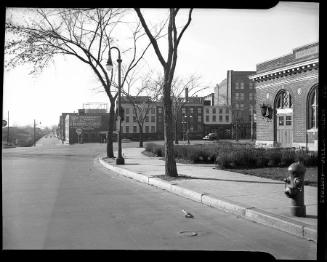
[5,8,195,177]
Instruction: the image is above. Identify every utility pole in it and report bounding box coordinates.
[33,119,36,146]
[7,111,10,145]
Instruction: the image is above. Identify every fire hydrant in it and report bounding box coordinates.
[284,161,306,217]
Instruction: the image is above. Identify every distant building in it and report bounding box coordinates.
[215,79,228,106]
[250,42,319,151]
[59,103,110,144]
[216,70,256,139]
[119,96,160,140]
[203,105,232,139]
[178,96,205,140]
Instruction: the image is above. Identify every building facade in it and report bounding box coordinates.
[250,42,318,151]
[59,103,110,144]
[119,96,160,140]
[203,105,232,139]
[215,70,257,139]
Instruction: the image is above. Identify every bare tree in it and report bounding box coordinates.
[144,74,208,144]
[5,8,160,158]
[135,8,193,177]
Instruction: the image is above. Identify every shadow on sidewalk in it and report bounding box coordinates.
[156,174,284,185]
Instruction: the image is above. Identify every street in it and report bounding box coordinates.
[2,136,316,259]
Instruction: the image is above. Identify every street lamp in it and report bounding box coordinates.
[183,114,192,145]
[107,46,125,165]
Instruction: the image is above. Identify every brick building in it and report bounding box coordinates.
[156,96,205,141]
[250,42,319,151]
[202,93,232,138]
[59,103,110,144]
[119,96,160,140]
[216,70,257,139]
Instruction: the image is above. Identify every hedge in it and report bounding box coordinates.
[144,142,318,168]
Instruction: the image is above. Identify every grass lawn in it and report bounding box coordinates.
[226,167,318,187]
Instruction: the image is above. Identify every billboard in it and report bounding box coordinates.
[71,115,102,129]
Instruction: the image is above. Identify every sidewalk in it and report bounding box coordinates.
[99,147,317,242]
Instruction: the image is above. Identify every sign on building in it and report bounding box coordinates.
[71,115,102,128]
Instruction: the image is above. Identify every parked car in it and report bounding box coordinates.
[202,133,217,140]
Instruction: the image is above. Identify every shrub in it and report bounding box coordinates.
[145,143,164,157]
[295,150,318,167]
[280,149,296,167]
[145,142,317,169]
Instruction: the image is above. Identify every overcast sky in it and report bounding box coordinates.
[3,2,319,127]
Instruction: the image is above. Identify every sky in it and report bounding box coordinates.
[2,2,319,127]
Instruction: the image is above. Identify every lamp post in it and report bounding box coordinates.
[186,114,192,144]
[106,46,124,165]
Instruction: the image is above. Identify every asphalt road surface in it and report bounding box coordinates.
[2,136,316,259]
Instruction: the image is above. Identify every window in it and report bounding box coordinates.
[145,116,149,122]
[190,108,194,113]
[125,116,129,123]
[158,107,162,113]
[212,108,216,114]
[182,108,186,114]
[240,104,244,109]
[235,104,239,109]
[249,93,254,101]
[276,90,292,109]
[235,93,239,100]
[145,126,149,133]
[240,82,244,89]
[206,115,209,122]
[198,116,202,122]
[133,116,136,122]
[286,116,292,126]
[212,115,216,122]
[125,108,130,114]
[235,82,239,89]
[239,93,244,100]
[151,108,155,114]
[225,108,229,113]
[205,108,209,114]
[133,126,137,133]
[279,116,284,126]
[308,87,318,129]
[151,116,155,122]
[225,115,229,122]
[125,126,129,133]
[151,126,155,133]
[219,108,223,114]
[197,108,202,113]
[219,115,223,122]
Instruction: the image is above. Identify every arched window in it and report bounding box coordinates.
[276,90,292,109]
[308,87,318,129]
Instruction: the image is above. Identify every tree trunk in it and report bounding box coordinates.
[174,116,179,144]
[139,125,144,148]
[107,102,115,158]
[163,81,178,177]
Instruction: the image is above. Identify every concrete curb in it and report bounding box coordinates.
[98,156,317,242]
